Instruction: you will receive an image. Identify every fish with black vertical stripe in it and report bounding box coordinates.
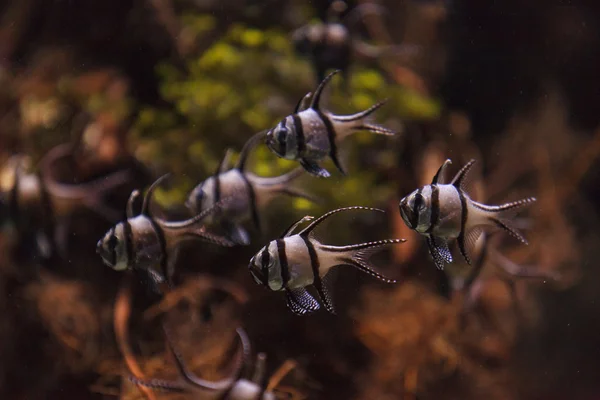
[96,175,235,291]
[186,132,318,246]
[248,206,405,315]
[264,70,397,178]
[398,159,537,271]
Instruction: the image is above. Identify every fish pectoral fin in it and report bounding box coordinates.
[299,159,331,178]
[285,287,320,315]
[427,235,452,270]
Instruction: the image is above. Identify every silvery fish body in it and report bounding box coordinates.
[399,159,537,271]
[97,175,235,289]
[265,70,397,178]
[249,207,405,315]
[187,133,317,245]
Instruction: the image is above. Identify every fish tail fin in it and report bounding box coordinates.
[357,122,397,136]
[475,197,536,244]
[337,239,405,283]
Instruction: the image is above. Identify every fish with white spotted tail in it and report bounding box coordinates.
[265,70,398,178]
[248,206,405,315]
[398,159,537,271]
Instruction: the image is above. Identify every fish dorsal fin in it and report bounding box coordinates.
[126,189,141,218]
[160,195,234,229]
[450,159,476,192]
[294,92,313,113]
[163,323,242,391]
[298,206,384,238]
[141,174,170,217]
[236,130,268,172]
[280,216,314,238]
[217,149,234,175]
[309,70,340,110]
[431,159,452,185]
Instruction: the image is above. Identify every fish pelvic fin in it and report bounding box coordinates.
[285,287,320,315]
[472,197,537,245]
[326,239,405,283]
[299,159,331,178]
[427,235,452,270]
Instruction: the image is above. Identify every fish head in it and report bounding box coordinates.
[399,187,432,233]
[266,117,296,160]
[248,242,282,290]
[97,222,129,271]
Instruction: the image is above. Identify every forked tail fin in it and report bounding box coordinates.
[473,197,537,244]
[325,239,406,283]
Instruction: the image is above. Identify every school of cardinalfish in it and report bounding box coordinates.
[0,5,548,397]
[0,69,542,399]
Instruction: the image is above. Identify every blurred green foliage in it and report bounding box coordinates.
[132,13,441,236]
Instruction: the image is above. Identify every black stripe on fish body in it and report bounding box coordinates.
[107,227,118,267]
[123,219,134,265]
[301,236,333,312]
[260,246,270,286]
[456,188,471,265]
[277,120,288,156]
[213,174,221,204]
[148,217,169,283]
[426,184,440,234]
[276,239,290,288]
[410,188,423,229]
[315,110,345,175]
[240,174,260,232]
[292,114,306,157]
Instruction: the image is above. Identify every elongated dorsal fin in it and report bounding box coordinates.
[279,216,314,238]
[141,174,170,217]
[126,189,141,218]
[310,70,340,110]
[298,206,384,237]
[236,130,268,172]
[450,159,476,191]
[217,149,234,175]
[431,159,452,185]
[294,92,313,113]
[163,323,243,391]
[160,195,234,229]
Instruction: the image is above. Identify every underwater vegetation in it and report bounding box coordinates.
[0,0,599,399]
